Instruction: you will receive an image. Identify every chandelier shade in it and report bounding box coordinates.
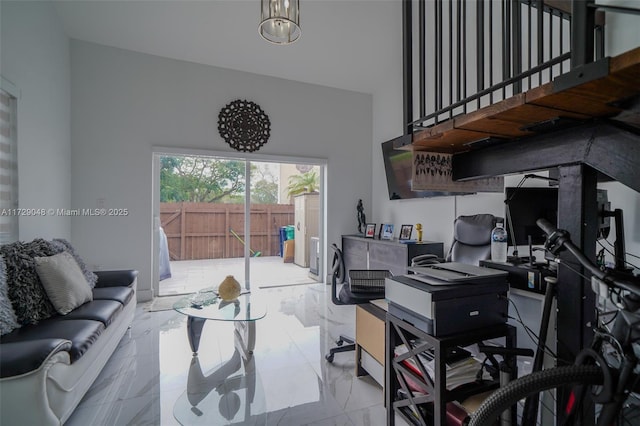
[259,0,301,45]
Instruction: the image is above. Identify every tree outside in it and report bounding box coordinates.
[160,155,281,204]
[286,170,319,198]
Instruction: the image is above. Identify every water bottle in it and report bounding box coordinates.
[491,222,508,262]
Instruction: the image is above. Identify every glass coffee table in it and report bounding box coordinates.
[173,289,267,357]
[173,289,268,425]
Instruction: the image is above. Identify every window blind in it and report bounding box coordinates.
[0,88,18,243]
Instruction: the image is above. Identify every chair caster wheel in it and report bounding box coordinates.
[336,339,344,346]
[325,354,334,363]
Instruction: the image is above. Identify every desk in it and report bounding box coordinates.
[385,313,516,426]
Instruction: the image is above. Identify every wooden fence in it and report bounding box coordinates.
[160,202,295,260]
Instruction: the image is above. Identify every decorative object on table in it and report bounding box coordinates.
[218,299,241,317]
[218,275,242,301]
[399,224,414,241]
[217,100,270,153]
[364,223,377,239]
[412,151,504,192]
[357,199,366,234]
[259,0,301,45]
[381,224,395,240]
[415,223,423,242]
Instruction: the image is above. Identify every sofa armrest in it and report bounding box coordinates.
[94,270,138,288]
[0,339,72,378]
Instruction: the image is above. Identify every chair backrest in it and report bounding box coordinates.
[446,214,501,265]
[330,244,388,306]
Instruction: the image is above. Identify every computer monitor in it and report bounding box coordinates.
[505,187,558,246]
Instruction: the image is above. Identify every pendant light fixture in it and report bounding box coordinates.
[259,0,301,45]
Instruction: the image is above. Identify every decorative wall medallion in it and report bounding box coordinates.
[217,100,271,152]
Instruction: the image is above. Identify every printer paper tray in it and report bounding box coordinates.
[408,262,508,283]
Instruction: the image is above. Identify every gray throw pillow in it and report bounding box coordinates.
[0,255,21,335]
[0,239,61,324]
[51,239,98,289]
[34,252,93,315]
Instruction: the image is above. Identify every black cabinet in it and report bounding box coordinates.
[341,235,444,277]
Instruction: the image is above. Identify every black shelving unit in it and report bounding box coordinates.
[385,313,516,425]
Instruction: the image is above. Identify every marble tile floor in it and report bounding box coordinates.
[65,283,411,426]
[159,257,318,296]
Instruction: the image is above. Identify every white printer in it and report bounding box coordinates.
[386,262,509,337]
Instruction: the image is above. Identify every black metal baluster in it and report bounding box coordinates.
[538,0,544,86]
[560,11,565,75]
[463,0,467,114]
[502,0,507,99]
[528,0,532,89]
[449,0,453,118]
[512,0,522,95]
[489,0,493,104]
[477,0,484,110]
[436,0,442,121]
[402,0,412,134]
[419,0,425,120]
[457,0,462,105]
[549,8,554,81]
[595,11,605,60]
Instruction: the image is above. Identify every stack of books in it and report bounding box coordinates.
[394,341,491,391]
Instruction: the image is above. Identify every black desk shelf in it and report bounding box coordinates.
[385,313,516,426]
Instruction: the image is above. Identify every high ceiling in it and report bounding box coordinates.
[54,0,402,95]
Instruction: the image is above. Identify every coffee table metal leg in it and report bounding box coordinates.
[187,316,206,354]
[234,321,256,359]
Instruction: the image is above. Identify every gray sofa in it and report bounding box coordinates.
[0,239,137,425]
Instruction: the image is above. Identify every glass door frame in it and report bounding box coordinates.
[151,146,326,297]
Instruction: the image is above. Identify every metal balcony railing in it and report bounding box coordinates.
[404,0,607,132]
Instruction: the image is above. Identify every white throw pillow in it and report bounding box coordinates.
[35,252,93,315]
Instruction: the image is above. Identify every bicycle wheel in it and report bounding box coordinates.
[469,365,604,426]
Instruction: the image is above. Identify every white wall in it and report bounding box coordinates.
[70,41,372,301]
[372,2,640,259]
[597,0,640,264]
[0,1,71,240]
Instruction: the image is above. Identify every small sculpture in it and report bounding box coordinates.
[415,223,423,242]
[357,199,366,234]
[218,275,241,301]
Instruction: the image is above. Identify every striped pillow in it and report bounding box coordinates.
[34,252,93,315]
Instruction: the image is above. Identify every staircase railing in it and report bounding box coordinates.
[404,0,604,133]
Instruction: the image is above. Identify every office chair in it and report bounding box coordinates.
[325,243,389,363]
[411,214,501,267]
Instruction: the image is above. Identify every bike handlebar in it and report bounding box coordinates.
[536,218,640,297]
[535,218,556,237]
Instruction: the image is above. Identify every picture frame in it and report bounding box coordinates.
[364,223,377,239]
[381,223,395,240]
[399,224,413,241]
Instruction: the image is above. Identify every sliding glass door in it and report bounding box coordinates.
[156,154,247,295]
[154,152,323,297]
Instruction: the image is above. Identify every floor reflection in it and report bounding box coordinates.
[66,283,410,426]
[173,349,266,425]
